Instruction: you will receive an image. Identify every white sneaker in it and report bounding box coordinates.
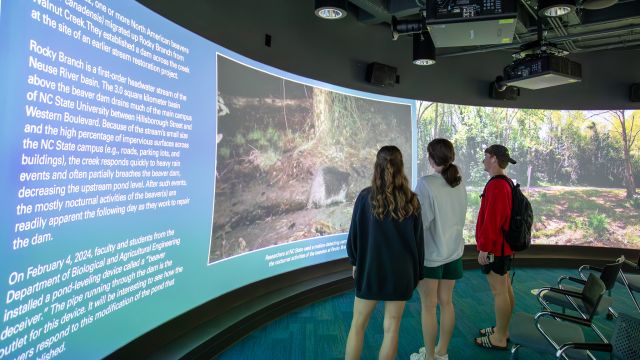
[409,347,449,360]
[409,347,426,360]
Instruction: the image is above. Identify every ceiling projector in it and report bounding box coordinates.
[502,53,582,90]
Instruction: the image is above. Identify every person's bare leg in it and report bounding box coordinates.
[506,272,515,313]
[435,280,456,357]
[479,272,514,337]
[417,279,439,359]
[477,271,511,348]
[379,300,406,360]
[345,297,377,360]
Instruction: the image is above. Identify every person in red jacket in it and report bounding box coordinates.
[474,144,516,350]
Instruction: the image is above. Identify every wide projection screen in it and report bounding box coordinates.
[416,102,640,248]
[0,1,415,359]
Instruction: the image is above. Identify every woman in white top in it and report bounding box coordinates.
[411,139,468,360]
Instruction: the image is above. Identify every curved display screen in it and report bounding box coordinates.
[2,1,637,359]
[416,102,640,248]
[0,1,414,358]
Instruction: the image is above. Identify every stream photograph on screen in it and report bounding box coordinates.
[416,102,640,248]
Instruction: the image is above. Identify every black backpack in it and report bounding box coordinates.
[483,175,533,252]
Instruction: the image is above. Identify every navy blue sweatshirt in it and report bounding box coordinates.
[347,187,425,301]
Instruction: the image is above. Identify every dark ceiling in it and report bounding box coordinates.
[345,0,640,56]
[138,0,640,109]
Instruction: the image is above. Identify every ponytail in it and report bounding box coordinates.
[427,138,462,188]
[441,163,462,188]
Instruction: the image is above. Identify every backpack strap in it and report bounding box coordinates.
[480,175,513,198]
[492,174,514,189]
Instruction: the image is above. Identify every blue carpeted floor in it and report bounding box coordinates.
[218,267,639,359]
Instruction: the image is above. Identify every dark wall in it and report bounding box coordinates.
[138,0,640,110]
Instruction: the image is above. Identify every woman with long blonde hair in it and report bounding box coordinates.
[345,145,424,360]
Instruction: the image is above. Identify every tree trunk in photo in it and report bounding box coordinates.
[417,101,434,176]
[417,101,433,123]
[449,105,456,137]
[433,102,439,139]
[622,132,636,199]
[282,79,288,132]
[312,89,332,141]
[503,109,509,144]
[612,111,637,199]
[623,145,636,199]
[503,109,518,145]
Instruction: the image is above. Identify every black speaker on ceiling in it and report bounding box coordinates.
[630,83,640,102]
[365,62,397,87]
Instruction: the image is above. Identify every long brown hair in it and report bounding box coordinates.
[371,145,420,220]
[427,138,462,187]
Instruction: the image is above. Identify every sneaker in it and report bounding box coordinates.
[434,354,449,360]
[409,347,426,360]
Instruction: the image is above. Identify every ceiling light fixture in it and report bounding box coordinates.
[413,32,436,66]
[314,0,348,20]
[537,0,576,17]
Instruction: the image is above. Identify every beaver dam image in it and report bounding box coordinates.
[209,56,413,262]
